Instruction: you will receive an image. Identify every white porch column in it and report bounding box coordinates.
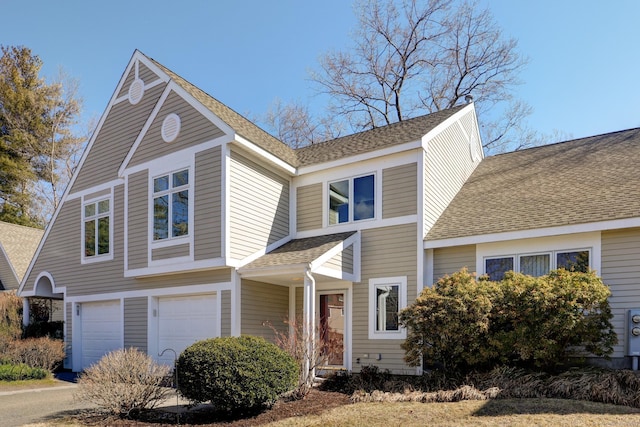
[22,298,30,327]
[303,267,316,383]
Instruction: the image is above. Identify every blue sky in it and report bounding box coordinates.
[3,0,640,146]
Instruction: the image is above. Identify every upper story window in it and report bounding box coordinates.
[153,169,189,241]
[484,249,590,281]
[329,174,375,225]
[83,198,111,260]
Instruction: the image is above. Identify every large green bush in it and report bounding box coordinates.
[400,268,617,372]
[177,336,298,412]
[0,363,48,381]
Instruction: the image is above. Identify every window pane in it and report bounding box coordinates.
[97,217,109,255]
[520,254,550,277]
[354,175,374,221]
[84,220,95,257]
[172,190,189,237]
[329,180,349,225]
[173,169,189,187]
[376,285,399,332]
[84,203,95,218]
[154,175,169,192]
[485,257,514,281]
[97,199,109,215]
[557,251,589,272]
[153,195,169,240]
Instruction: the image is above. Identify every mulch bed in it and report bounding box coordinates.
[76,388,351,426]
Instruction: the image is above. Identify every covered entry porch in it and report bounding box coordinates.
[239,231,361,380]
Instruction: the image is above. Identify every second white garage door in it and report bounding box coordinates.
[157,294,217,365]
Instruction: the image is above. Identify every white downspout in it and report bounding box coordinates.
[303,267,316,383]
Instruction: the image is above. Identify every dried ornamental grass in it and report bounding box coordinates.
[75,347,171,418]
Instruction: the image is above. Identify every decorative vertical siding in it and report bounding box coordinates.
[220,290,231,337]
[195,146,222,260]
[229,150,290,260]
[124,297,148,352]
[128,91,225,167]
[382,163,418,219]
[296,183,322,232]
[127,170,148,270]
[433,245,477,282]
[72,83,166,192]
[602,228,640,357]
[241,280,289,341]
[352,223,418,373]
[423,110,480,236]
[65,302,72,369]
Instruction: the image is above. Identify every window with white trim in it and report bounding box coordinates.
[329,174,375,225]
[484,249,590,281]
[153,169,189,241]
[83,198,111,260]
[369,276,407,339]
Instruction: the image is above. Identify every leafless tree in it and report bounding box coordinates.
[267,0,547,154]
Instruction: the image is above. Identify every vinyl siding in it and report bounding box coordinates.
[64,302,72,369]
[296,183,322,232]
[0,251,18,291]
[22,182,232,297]
[352,223,418,373]
[423,110,480,236]
[433,245,477,283]
[241,280,289,341]
[220,290,231,336]
[152,244,190,261]
[229,150,290,260]
[295,286,303,319]
[127,170,148,270]
[72,83,166,192]
[128,91,225,167]
[601,228,640,357]
[383,163,418,219]
[194,146,222,260]
[322,246,354,274]
[124,297,148,352]
[116,61,161,99]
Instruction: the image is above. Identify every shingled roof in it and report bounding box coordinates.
[242,232,356,270]
[426,128,640,242]
[295,105,467,167]
[147,53,468,169]
[0,221,43,283]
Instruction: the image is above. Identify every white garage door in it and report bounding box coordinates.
[158,294,217,365]
[81,300,122,370]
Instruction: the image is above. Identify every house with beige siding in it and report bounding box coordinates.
[18,50,482,373]
[425,129,640,368]
[19,49,638,373]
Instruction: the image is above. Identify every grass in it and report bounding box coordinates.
[267,398,640,427]
[0,375,60,392]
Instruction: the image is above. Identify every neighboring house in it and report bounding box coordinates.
[0,221,43,292]
[17,49,638,373]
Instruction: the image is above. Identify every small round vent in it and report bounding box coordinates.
[128,78,145,105]
[161,113,181,143]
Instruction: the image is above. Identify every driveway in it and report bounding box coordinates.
[0,380,94,427]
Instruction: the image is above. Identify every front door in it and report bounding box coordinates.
[318,292,345,366]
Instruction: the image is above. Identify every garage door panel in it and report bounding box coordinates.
[81,300,122,370]
[158,294,217,365]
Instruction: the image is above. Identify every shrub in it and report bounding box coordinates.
[0,363,48,381]
[177,336,298,412]
[0,291,22,344]
[75,348,171,418]
[399,269,499,372]
[400,269,617,372]
[6,337,65,371]
[23,321,64,339]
